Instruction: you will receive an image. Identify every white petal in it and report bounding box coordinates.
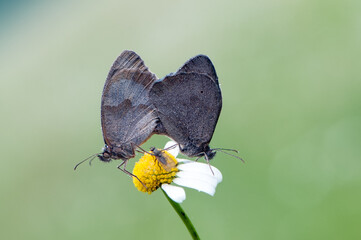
[173,162,222,196]
[176,158,192,163]
[164,141,179,157]
[178,162,223,183]
[173,174,215,196]
[161,184,186,203]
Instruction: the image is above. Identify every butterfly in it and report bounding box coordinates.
[149,55,223,161]
[75,51,160,179]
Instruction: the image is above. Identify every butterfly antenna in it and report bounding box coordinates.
[212,148,239,153]
[216,149,244,163]
[74,153,99,170]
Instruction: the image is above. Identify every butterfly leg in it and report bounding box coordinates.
[132,142,152,155]
[117,160,148,189]
[203,153,214,175]
[164,143,178,151]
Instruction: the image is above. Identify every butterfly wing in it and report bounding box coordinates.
[150,70,222,156]
[177,55,219,85]
[106,50,149,80]
[101,51,158,158]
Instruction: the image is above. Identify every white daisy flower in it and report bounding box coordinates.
[132,141,223,203]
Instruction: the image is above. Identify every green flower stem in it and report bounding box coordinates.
[162,189,200,240]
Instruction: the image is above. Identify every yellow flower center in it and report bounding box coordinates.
[132,149,178,193]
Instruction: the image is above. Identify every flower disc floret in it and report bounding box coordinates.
[133,151,178,193]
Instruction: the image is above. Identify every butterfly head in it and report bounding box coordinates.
[98,144,135,162]
[180,143,216,160]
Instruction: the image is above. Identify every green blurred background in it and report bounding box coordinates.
[1,0,360,239]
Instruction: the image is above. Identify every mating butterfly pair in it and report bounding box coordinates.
[76,50,225,172]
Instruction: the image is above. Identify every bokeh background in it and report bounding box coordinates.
[1,0,360,239]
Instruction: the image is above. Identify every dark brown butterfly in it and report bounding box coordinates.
[76,50,160,176]
[149,55,223,161]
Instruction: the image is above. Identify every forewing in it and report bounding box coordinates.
[106,50,150,80]
[101,55,158,148]
[150,72,222,147]
[177,55,219,84]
